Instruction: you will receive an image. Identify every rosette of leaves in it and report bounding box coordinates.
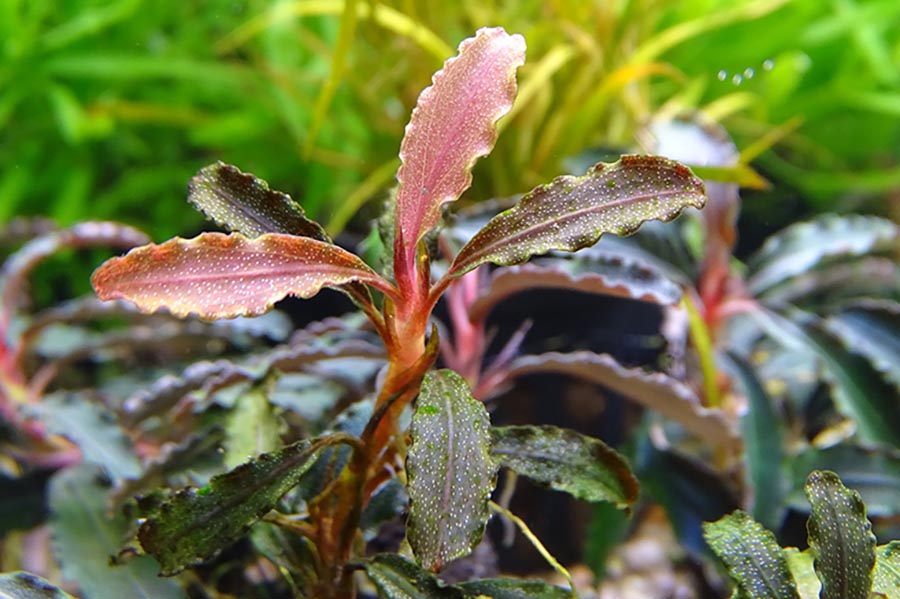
[90,27,706,597]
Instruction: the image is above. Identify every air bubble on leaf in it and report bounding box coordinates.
[732,74,743,85]
[743,67,755,79]
[763,58,775,71]
[717,69,728,81]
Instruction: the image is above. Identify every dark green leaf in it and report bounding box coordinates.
[724,353,785,529]
[703,510,800,599]
[0,470,50,535]
[872,542,900,598]
[825,301,900,392]
[804,470,876,599]
[187,161,330,240]
[447,155,706,278]
[407,370,497,571]
[491,425,638,509]
[364,554,462,598]
[788,445,900,517]
[750,308,900,446]
[0,572,75,599]
[32,393,140,480]
[138,434,350,575]
[455,578,572,598]
[49,465,186,598]
[637,437,740,557]
[748,215,898,296]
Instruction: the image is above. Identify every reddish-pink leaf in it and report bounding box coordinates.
[394,27,525,264]
[92,232,395,320]
[447,155,706,278]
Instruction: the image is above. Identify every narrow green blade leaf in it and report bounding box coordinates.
[92,232,395,319]
[407,369,497,571]
[491,425,638,509]
[804,470,876,599]
[187,162,330,240]
[364,554,461,598]
[872,542,900,598]
[455,578,572,598]
[703,510,800,599]
[748,215,898,296]
[724,353,785,530]
[0,572,76,599]
[137,434,348,575]
[49,465,186,598]
[448,155,706,277]
[394,27,525,261]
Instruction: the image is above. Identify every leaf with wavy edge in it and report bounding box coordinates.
[825,301,900,392]
[491,425,638,509]
[447,156,706,278]
[468,253,682,322]
[406,369,497,571]
[394,27,525,266]
[788,445,900,518]
[703,510,800,599]
[2,221,149,325]
[805,470,876,599]
[748,215,898,297]
[92,232,395,320]
[505,351,739,449]
[188,161,329,240]
[137,434,351,575]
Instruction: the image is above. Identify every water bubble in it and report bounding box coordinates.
[763,58,775,71]
[732,74,743,85]
[717,69,728,81]
[744,67,755,79]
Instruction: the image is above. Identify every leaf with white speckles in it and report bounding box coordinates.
[92,232,396,319]
[394,27,525,272]
[188,162,330,240]
[406,369,498,572]
[491,425,638,509]
[703,510,800,599]
[447,155,706,278]
[137,434,352,575]
[805,470,876,599]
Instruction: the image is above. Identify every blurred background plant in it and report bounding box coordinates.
[3,0,898,240]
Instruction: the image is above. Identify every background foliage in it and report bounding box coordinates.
[3,0,898,238]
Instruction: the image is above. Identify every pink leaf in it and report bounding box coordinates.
[394,27,525,268]
[92,232,395,320]
[447,155,706,278]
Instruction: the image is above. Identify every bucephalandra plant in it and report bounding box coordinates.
[90,27,706,597]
